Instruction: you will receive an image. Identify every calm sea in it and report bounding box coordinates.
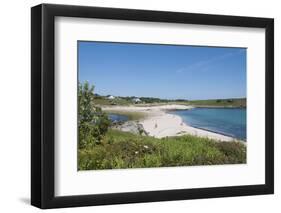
[108,114,128,123]
[169,108,246,140]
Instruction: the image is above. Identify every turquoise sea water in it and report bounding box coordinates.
[169,108,246,140]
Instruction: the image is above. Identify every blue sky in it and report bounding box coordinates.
[78,41,246,100]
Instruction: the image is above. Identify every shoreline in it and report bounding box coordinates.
[102,104,243,142]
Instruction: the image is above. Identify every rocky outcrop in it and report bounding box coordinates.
[112,121,148,136]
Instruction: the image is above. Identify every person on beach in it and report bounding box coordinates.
[154,123,158,128]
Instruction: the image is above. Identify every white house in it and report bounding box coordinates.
[108,95,115,100]
[133,98,141,103]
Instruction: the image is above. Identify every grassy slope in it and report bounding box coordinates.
[105,110,147,121]
[94,96,246,108]
[94,98,132,106]
[187,98,246,107]
[78,129,246,170]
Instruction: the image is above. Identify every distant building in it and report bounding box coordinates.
[108,95,115,100]
[133,98,141,103]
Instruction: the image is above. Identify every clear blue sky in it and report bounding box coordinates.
[78,41,246,100]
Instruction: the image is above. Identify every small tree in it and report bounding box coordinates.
[78,81,110,148]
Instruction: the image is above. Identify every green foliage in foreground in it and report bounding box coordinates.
[78,129,246,170]
[78,81,110,148]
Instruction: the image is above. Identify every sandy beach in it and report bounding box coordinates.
[103,104,236,142]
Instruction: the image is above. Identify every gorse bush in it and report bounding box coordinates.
[78,81,110,148]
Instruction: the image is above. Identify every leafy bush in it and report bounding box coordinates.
[78,129,246,170]
[78,81,110,148]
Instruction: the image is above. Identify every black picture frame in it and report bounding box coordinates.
[31,3,274,209]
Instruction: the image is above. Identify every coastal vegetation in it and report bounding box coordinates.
[79,129,246,170]
[93,93,246,108]
[187,98,246,108]
[78,82,110,148]
[78,82,246,170]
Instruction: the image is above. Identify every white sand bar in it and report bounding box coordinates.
[103,104,236,142]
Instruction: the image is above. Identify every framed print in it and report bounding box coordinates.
[31,4,274,209]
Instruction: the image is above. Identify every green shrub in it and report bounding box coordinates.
[78,81,110,148]
[78,129,246,170]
